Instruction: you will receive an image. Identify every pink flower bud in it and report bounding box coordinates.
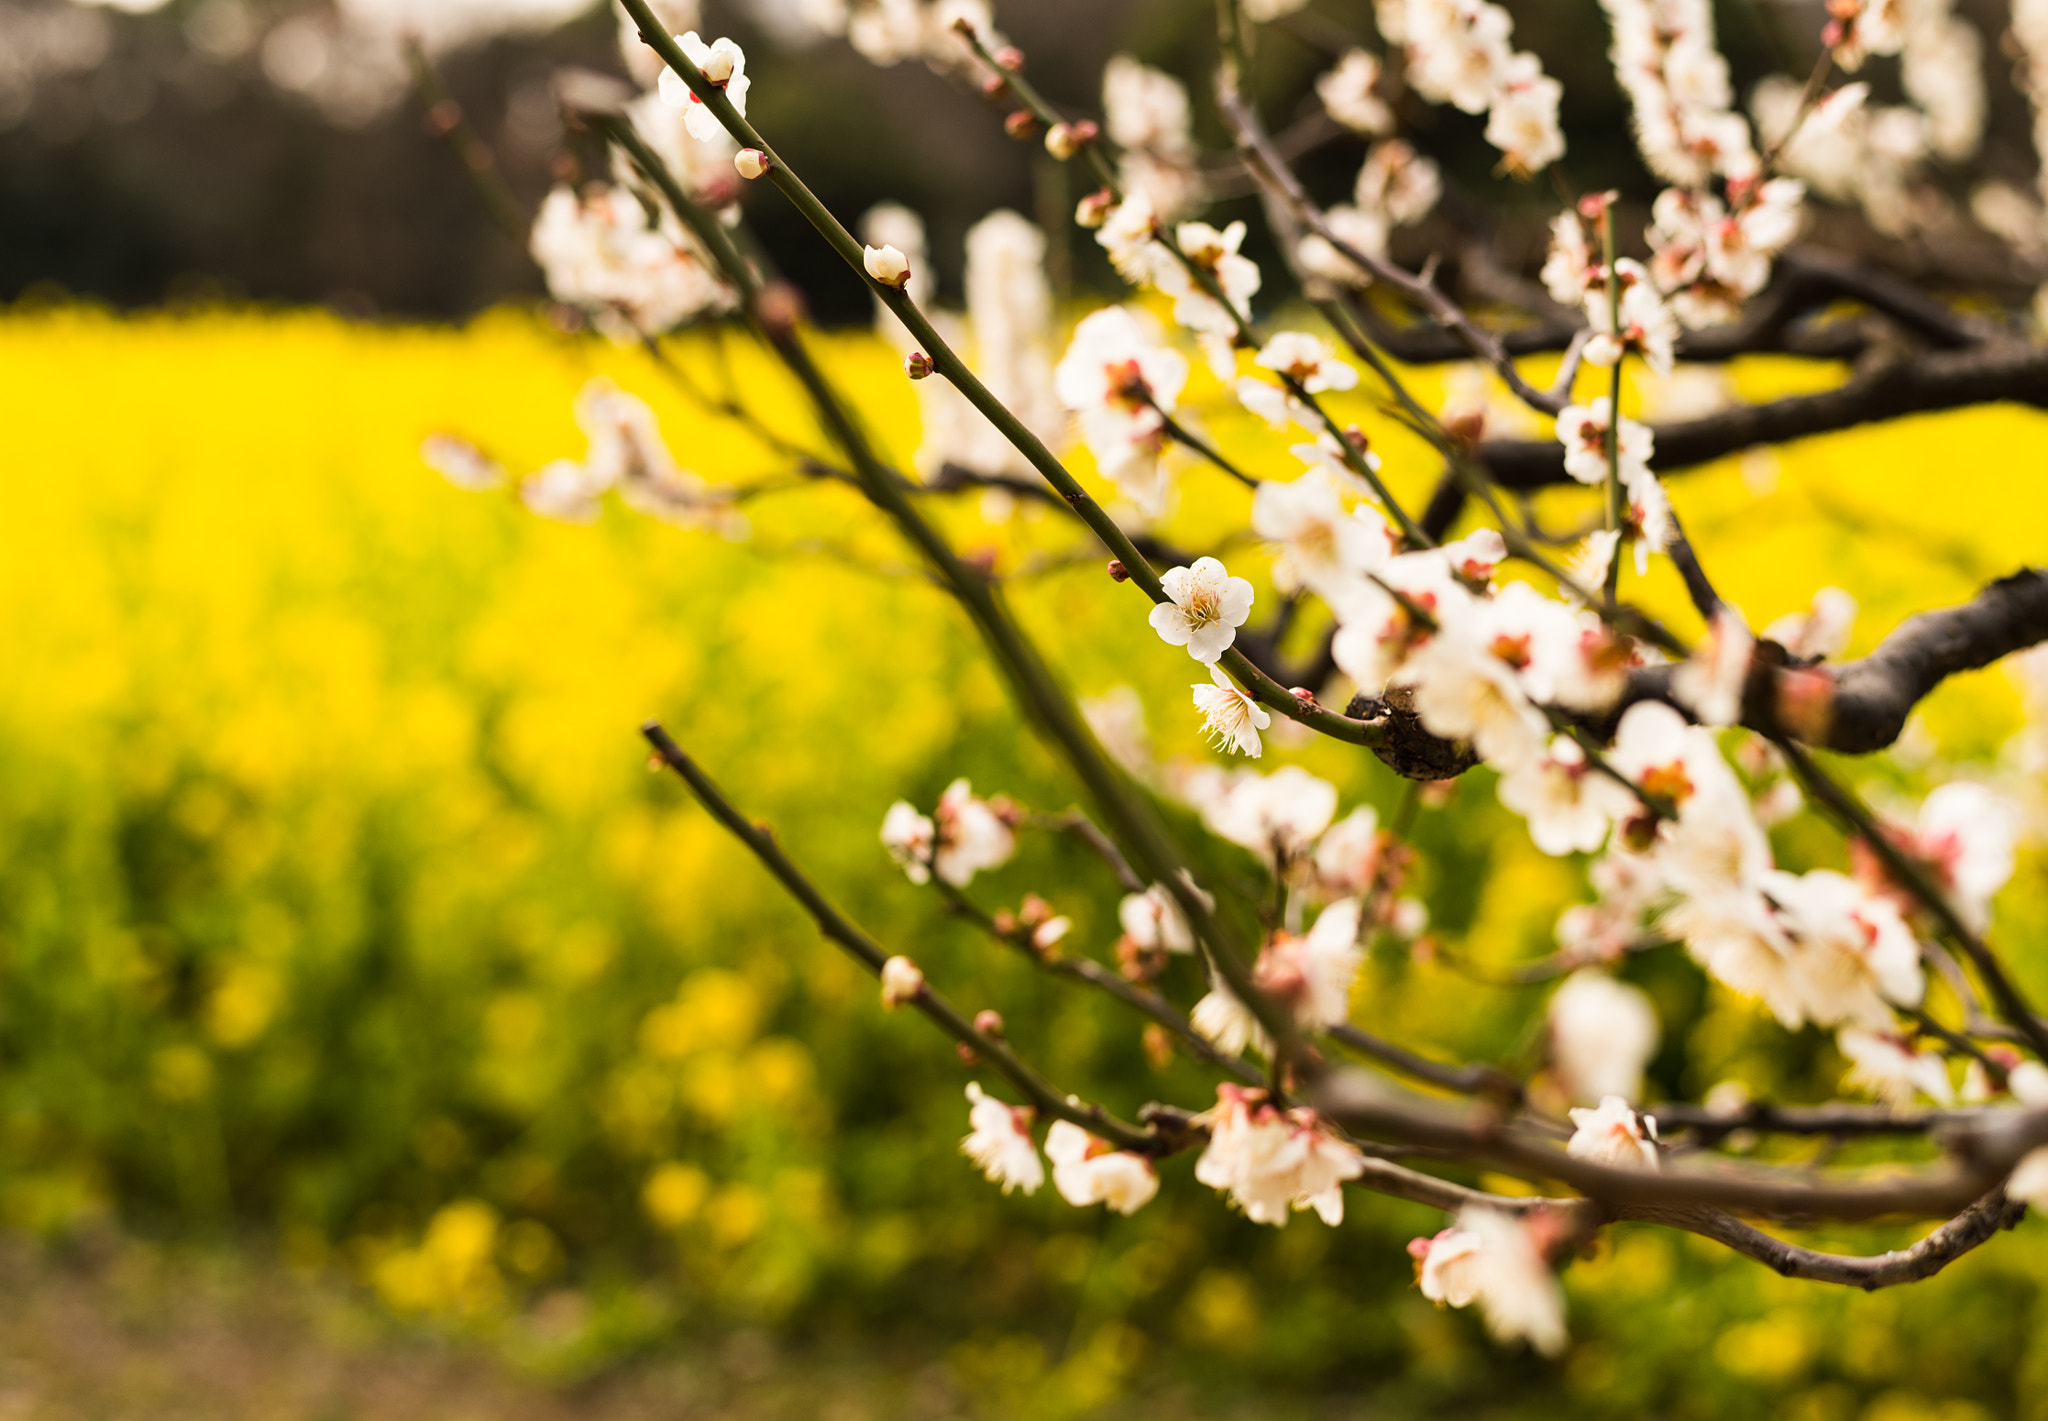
[1004,110,1040,141]
[879,955,925,1008]
[974,1009,1006,1038]
[1075,188,1115,228]
[993,45,1024,72]
[1106,559,1129,582]
[733,148,770,180]
[904,351,935,380]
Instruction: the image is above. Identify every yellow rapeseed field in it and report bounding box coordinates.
[4,303,2047,1417]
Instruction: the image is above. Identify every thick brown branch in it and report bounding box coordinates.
[1625,1192,2025,1289]
[1318,1068,2048,1222]
[1478,341,2048,488]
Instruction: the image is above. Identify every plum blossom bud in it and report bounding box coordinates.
[879,955,925,1007]
[992,45,1024,72]
[863,243,912,288]
[1075,188,1116,228]
[974,1008,1006,1038]
[904,351,935,380]
[733,148,770,180]
[1044,120,1098,160]
[1106,559,1129,582]
[1004,110,1041,140]
[980,73,1009,98]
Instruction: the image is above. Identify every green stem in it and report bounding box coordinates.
[642,724,1158,1150]
[1600,210,1627,602]
[609,7,1381,751]
[594,87,1301,1054]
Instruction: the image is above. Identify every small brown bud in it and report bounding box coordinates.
[1142,1024,1175,1070]
[988,795,1025,827]
[980,73,1009,99]
[1106,559,1129,582]
[1075,188,1116,228]
[992,908,1019,937]
[1619,810,1660,854]
[753,281,806,334]
[1004,110,1041,141]
[424,100,461,137]
[956,1042,980,1066]
[974,1009,1006,1038]
[904,350,935,380]
[1020,893,1054,926]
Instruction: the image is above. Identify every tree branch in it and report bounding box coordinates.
[641,723,1160,1151]
[1624,1192,2025,1289]
[1479,341,2048,488]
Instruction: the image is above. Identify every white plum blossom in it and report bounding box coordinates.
[1149,557,1255,664]
[961,1083,1043,1194]
[1317,49,1393,134]
[1202,765,1340,862]
[1485,52,1565,175]
[1330,551,1473,692]
[529,184,734,340]
[1255,332,1360,393]
[1772,868,1925,1030]
[1903,782,2020,933]
[1251,898,1366,1033]
[1044,1121,1159,1214]
[1120,884,1195,954]
[1251,473,1396,595]
[879,954,925,1007]
[1054,305,1189,515]
[1671,609,1755,728]
[421,434,505,491]
[1548,969,1660,1102]
[1584,260,1679,376]
[1192,665,1271,758]
[1412,1208,1568,1355]
[657,32,750,142]
[931,779,1015,887]
[1313,806,1385,898]
[1194,1086,1365,1226]
[880,801,937,883]
[1499,736,1634,856]
[1839,1028,1954,1108]
[1190,975,1270,1058]
[1763,587,1858,662]
[1555,397,1653,487]
[1566,1096,1660,1170]
[1542,207,1596,307]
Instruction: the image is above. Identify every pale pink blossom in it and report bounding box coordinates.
[1762,587,1857,661]
[1566,1095,1660,1170]
[931,778,1016,887]
[1838,1027,1953,1108]
[1044,1121,1160,1214]
[1671,609,1754,728]
[1054,305,1188,514]
[1251,898,1365,1032]
[1412,1208,1568,1355]
[1203,765,1340,861]
[961,1083,1044,1195]
[1500,736,1634,856]
[1252,473,1396,595]
[1548,968,1660,1102]
[1194,1086,1365,1226]
[1555,397,1653,487]
[1907,782,2019,933]
[1312,807,1385,898]
[1774,868,1925,1029]
[1317,49,1393,134]
[1120,883,1196,954]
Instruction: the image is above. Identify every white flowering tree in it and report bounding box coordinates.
[422,0,2048,1354]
